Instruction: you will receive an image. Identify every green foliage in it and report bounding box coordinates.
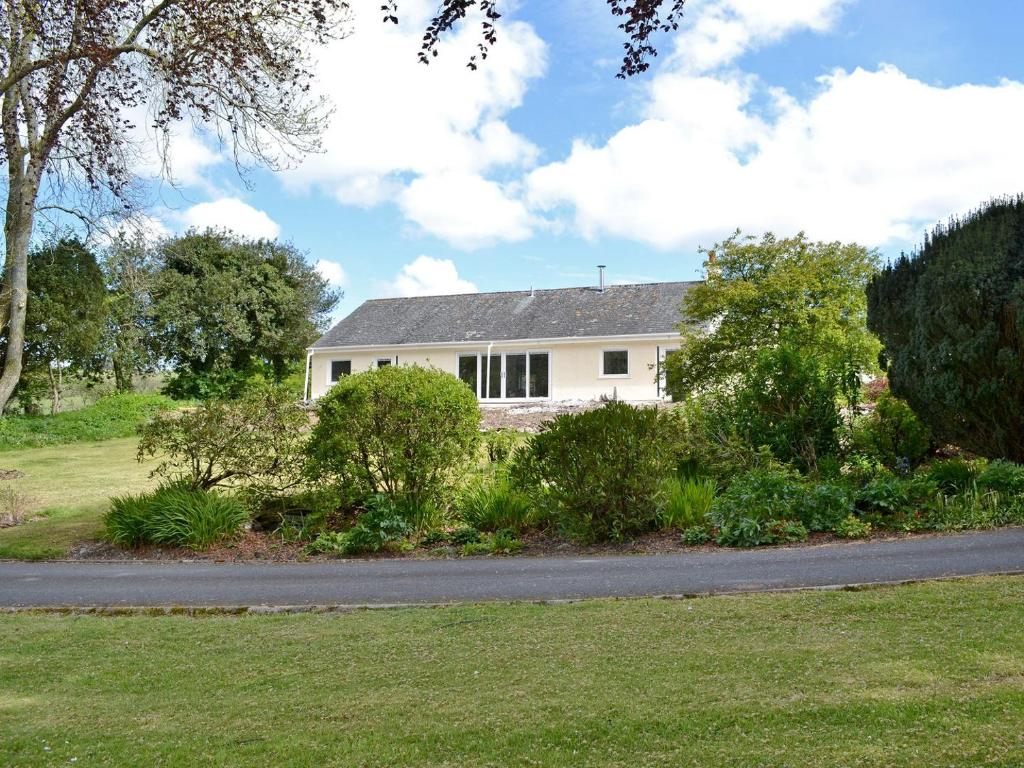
[675,398,782,482]
[138,383,309,498]
[680,525,713,546]
[867,197,1024,461]
[666,231,881,407]
[658,476,716,530]
[851,392,931,468]
[523,402,679,541]
[710,467,803,524]
[856,474,938,524]
[928,458,984,494]
[307,365,481,507]
[17,239,108,413]
[104,484,248,550]
[150,231,340,399]
[835,515,872,539]
[102,235,159,392]
[922,490,1024,532]
[483,429,519,463]
[978,460,1024,495]
[794,481,856,533]
[306,496,413,556]
[458,474,536,533]
[0,393,175,451]
[715,517,808,548]
[701,342,844,472]
[449,525,482,545]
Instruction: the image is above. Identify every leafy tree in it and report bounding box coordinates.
[17,239,107,413]
[665,231,882,408]
[0,0,345,412]
[867,197,1024,461]
[150,231,340,399]
[103,235,158,393]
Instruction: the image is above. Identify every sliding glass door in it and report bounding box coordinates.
[457,351,550,400]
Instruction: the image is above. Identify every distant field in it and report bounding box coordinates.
[1,577,1022,767]
[0,438,155,559]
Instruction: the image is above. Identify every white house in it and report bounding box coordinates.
[305,275,696,403]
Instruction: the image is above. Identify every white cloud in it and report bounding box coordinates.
[385,255,478,297]
[180,198,281,240]
[281,0,546,247]
[398,172,535,249]
[526,0,1024,251]
[315,259,349,287]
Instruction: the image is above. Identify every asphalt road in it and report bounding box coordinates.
[2,528,1023,609]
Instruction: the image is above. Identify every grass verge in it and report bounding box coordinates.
[0,438,154,559]
[1,577,1022,767]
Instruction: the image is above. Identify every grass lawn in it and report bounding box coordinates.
[0,438,154,559]
[1,577,1023,767]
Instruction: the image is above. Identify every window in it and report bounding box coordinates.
[458,354,479,396]
[529,352,549,398]
[457,351,550,400]
[329,360,351,383]
[601,349,629,377]
[505,354,527,398]
[376,358,392,368]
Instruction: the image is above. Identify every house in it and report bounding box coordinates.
[305,272,696,403]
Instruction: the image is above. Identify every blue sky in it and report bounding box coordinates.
[130,0,1024,320]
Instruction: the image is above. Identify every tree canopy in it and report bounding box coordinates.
[151,231,341,399]
[665,231,881,407]
[867,196,1024,461]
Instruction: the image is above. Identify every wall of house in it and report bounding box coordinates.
[308,337,678,402]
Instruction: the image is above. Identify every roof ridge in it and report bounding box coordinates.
[362,279,702,302]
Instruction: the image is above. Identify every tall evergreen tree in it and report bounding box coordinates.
[867,196,1024,460]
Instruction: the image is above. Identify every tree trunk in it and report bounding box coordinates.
[0,163,41,414]
[48,363,61,414]
[112,349,134,393]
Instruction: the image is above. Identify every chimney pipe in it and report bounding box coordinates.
[598,264,606,293]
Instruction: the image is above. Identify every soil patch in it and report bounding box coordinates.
[0,469,24,481]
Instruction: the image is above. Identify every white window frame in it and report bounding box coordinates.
[327,359,352,385]
[454,349,552,401]
[599,348,630,379]
[657,346,679,398]
[376,356,394,368]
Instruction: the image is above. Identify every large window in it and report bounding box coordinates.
[457,351,550,399]
[601,349,629,377]
[329,360,351,383]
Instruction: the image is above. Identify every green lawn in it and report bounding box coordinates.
[1,577,1022,767]
[0,438,155,559]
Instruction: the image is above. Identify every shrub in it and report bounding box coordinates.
[459,475,535,533]
[928,458,984,494]
[138,383,308,498]
[658,476,716,530]
[306,496,413,556]
[850,392,931,469]
[710,467,803,524]
[793,481,856,533]
[677,397,788,482]
[715,518,808,548]
[680,525,713,546]
[449,525,482,545]
[835,514,872,539]
[484,429,519,464]
[921,490,1024,532]
[307,366,480,507]
[978,460,1024,495]
[523,402,679,541]
[104,484,248,550]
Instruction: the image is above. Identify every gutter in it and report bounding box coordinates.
[302,350,313,401]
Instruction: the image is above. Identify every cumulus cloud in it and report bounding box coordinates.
[526,1,1024,250]
[180,198,281,240]
[398,172,535,249]
[386,255,478,297]
[281,0,546,247]
[315,259,349,287]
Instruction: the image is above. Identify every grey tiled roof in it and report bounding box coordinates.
[312,281,697,349]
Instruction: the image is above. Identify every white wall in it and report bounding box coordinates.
[308,337,679,402]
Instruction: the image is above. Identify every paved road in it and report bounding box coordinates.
[2,528,1023,609]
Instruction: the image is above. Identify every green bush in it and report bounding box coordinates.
[459,475,536,533]
[794,481,856,533]
[523,402,680,541]
[856,474,937,518]
[928,458,984,494]
[715,518,808,548]
[681,525,713,546]
[851,392,931,469]
[921,490,1024,532]
[306,495,413,556]
[710,467,803,524]
[308,366,480,507]
[978,460,1024,495]
[835,514,872,539]
[484,429,519,464]
[658,476,716,530]
[138,383,309,498]
[0,393,176,451]
[104,484,248,550]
